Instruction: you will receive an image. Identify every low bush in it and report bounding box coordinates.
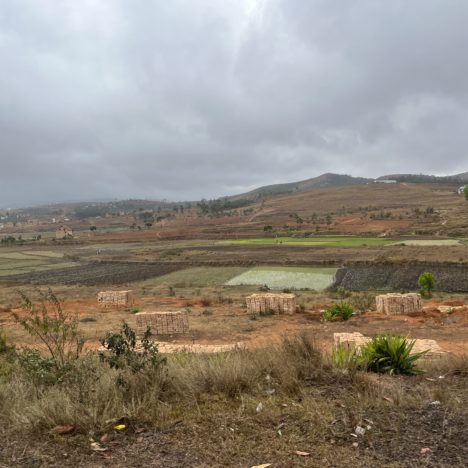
[322,302,354,321]
[334,286,351,299]
[331,334,427,376]
[99,322,166,385]
[13,290,83,377]
[418,271,436,298]
[360,334,427,375]
[349,292,375,313]
[200,298,212,307]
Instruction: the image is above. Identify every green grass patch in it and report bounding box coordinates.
[220,236,393,247]
[142,267,248,287]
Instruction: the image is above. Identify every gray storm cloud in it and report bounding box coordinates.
[0,0,467,206]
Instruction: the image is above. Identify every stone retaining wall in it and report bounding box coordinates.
[331,263,468,292]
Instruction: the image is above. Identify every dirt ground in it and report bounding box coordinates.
[2,284,467,357]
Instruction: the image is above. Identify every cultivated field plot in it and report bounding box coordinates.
[387,239,464,246]
[221,236,394,247]
[0,249,77,276]
[141,266,247,287]
[225,266,336,290]
[0,261,185,285]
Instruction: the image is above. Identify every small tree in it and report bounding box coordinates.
[13,289,83,371]
[464,185,468,201]
[418,272,436,298]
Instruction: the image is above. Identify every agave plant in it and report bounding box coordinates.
[323,301,355,321]
[360,334,427,375]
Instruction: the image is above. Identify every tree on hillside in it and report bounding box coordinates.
[464,185,468,201]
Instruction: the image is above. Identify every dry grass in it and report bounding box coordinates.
[0,334,467,466]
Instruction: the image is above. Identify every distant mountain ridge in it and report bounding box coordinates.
[378,172,468,183]
[226,173,372,201]
[227,171,467,202]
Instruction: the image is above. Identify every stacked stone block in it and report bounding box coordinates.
[246,293,296,315]
[375,293,422,315]
[135,311,189,335]
[98,290,133,308]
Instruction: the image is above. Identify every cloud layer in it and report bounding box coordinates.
[1,0,467,206]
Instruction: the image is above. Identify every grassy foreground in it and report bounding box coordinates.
[1,334,467,467]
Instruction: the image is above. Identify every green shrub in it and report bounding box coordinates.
[360,334,427,375]
[323,302,354,321]
[99,322,166,385]
[418,272,436,298]
[129,306,141,314]
[13,290,83,372]
[331,344,359,371]
[297,303,306,313]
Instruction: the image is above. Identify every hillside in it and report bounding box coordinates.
[226,173,372,201]
[378,172,468,184]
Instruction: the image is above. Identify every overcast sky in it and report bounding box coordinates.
[1,0,467,207]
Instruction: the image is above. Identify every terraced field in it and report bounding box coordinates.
[0,261,185,285]
[0,249,77,276]
[221,236,394,247]
[225,266,336,290]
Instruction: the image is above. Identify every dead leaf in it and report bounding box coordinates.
[99,433,109,443]
[135,427,146,434]
[50,425,75,435]
[383,396,394,403]
[295,451,310,456]
[250,465,271,468]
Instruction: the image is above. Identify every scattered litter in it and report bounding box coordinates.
[251,464,271,468]
[90,442,107,452]
[295,451,310,456]
[355,426,366,436]
[114,424,126,431]
[430,401,441,406]
[277,429,282,437]
[256,403,263,413]
[350,433,358,438]
[383,396,394,403]
[99,433,109,443]
[50,425,75,435]
[420,447,431,455]
[266,389,276,395]
[352,442,359,448]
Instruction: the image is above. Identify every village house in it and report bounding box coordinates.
[55,225,73,239]
[458,186,466,195]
